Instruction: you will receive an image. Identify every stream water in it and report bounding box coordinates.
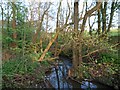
[44,57,115,90]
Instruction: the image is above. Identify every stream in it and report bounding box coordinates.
[44,57,115,90]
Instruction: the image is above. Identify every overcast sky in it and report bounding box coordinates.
[0,0,119,32]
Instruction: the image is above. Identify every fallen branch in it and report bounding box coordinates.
[82,43,120,58]
[38,31,59,62]
[82,48,104,58]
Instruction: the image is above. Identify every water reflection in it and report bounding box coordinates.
[47,65,72,89]
[45,58,111,89]
[81,81,97,89]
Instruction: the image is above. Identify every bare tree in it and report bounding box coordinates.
[107,1,118,32]
[81,2,102,33]
[38,1,70,62]
[32,3,51,44]
[85,2,97,35]
[54,1,62,57]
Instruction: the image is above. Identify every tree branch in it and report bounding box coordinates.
[82,43,120,58]
[81,2,102,33]
[38,1,71,61]
[32,3,51,44]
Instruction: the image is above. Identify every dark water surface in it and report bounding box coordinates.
[45,57,115,90]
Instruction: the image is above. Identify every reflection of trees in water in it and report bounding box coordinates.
[45,58,116,89]
[55,65,60,90]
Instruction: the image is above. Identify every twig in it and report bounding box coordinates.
[82,43,120,58]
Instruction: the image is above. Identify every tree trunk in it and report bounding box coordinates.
[54,1,61,57]
[71,1,102,78]
[7,4,10,32]
[11,2,17,48]
[101,2,107,34]
[6,3,10,49]
[118,5,120,29]
[1,7,3,31]
[73,1,79,69]
[71,1,83,78]
[97,2,101,35]
[88,17,92,35]
[107,2,115,33]
[29,6,33,28]
[38,32,59,61]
